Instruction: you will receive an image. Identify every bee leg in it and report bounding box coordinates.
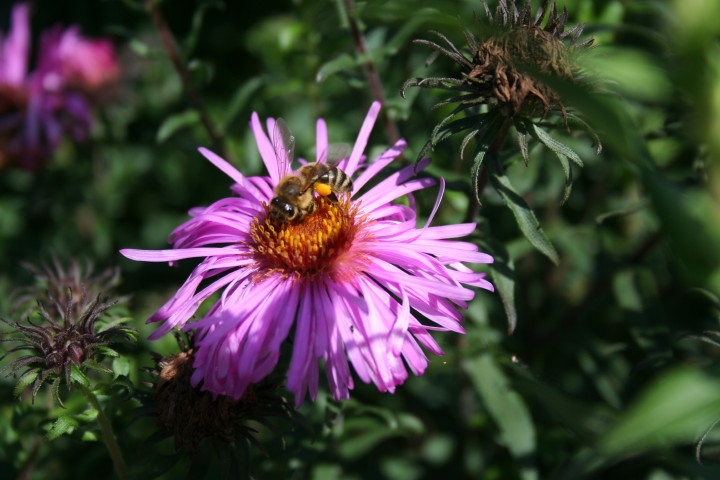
[326,192,339,203]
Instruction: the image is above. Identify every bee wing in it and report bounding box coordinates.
[318,143,351,165]
[271,118,295,176]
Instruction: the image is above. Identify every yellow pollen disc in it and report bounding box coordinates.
[314,183,333,197]
[249,196,363,279]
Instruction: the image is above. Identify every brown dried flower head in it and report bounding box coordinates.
[402,0,600,205]
[151,343,297,452]
[403,0,595,120]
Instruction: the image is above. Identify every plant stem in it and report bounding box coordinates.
[145,0,229,160]
[339,0,402,147]
[18,436,42,480]
[78,383,127,480]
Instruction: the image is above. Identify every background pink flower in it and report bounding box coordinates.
[0,3,118,170]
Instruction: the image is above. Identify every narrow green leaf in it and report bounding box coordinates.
[531,124,584,167]
[595,368,720,467]
[221,77,264,131]
[184,2,223,54]
[430,104,479,142]
[83,360,114,375]
[517,129,530,166]
[156,110,200,143]
[70,364,90,388]
[14,369,39,397]
[316,53,358,82]
[459,129,480,160]
[47,415,79,440]
[555,152,573,204]
[594,200,648,224]
[469,113,504,203]
[94,346,119,358]
[430,114,487,146]
[486,240,517,333]
[490,168,559,264]
[50,376,65,408]
[463,354,537,480]
[566,112,603,154]
[470,148,488,205]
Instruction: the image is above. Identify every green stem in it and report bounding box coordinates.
[78,384,127,480]
[338,0,402,148]
[145,0,229,161]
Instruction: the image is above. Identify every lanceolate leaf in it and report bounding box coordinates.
[47,415,80,440]
[431,114,488,146]
[463,354,538,480]
[517,128,531,166]
[469,114,504,204]
[531,124,584,168]
[156,110,200,143]
[555,151,573,204]
[316,53,358,82]
[470,148,488,205]
[490,166,560,264]
[14,369,38,397]
[485,239,518,333]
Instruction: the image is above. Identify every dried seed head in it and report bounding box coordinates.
[12,255,124,321]
[151,344,297,452]
[404,0,594,120]
[1,257,135,405]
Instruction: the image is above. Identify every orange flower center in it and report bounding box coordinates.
[249,196,366,280]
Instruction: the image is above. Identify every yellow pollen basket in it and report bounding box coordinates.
[314,183,333,197]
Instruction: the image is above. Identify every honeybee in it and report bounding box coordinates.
[268,119,353,223]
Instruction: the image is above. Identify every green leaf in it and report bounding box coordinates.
[490,167,559,264]
[470,148,488,205]
[221,77,264,132]
[517,129,530,166]
[14,369,39,397]
[156,110,201,143]
[555,152,573,204]
[128,38,150,57]
[316,53,359,82]
[111,357,131,377]
[50,376,65,408]
[600,368,720,456]
[83,360,114,375]
[94,346,119,358]
[469,114,504,203]
[184,2,223,54]
[70,365,90,388]
[531,124,584,168]
[486,240,517,333]
[463,354,537,480]
[430,114,487,147]
[47,415,79,440]
[430,104,480,143]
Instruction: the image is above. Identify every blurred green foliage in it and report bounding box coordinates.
[2,0,720,479]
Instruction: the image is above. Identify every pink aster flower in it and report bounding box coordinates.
[0,3,116,170]
[121,102,493,406]
[37,24,119,97]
